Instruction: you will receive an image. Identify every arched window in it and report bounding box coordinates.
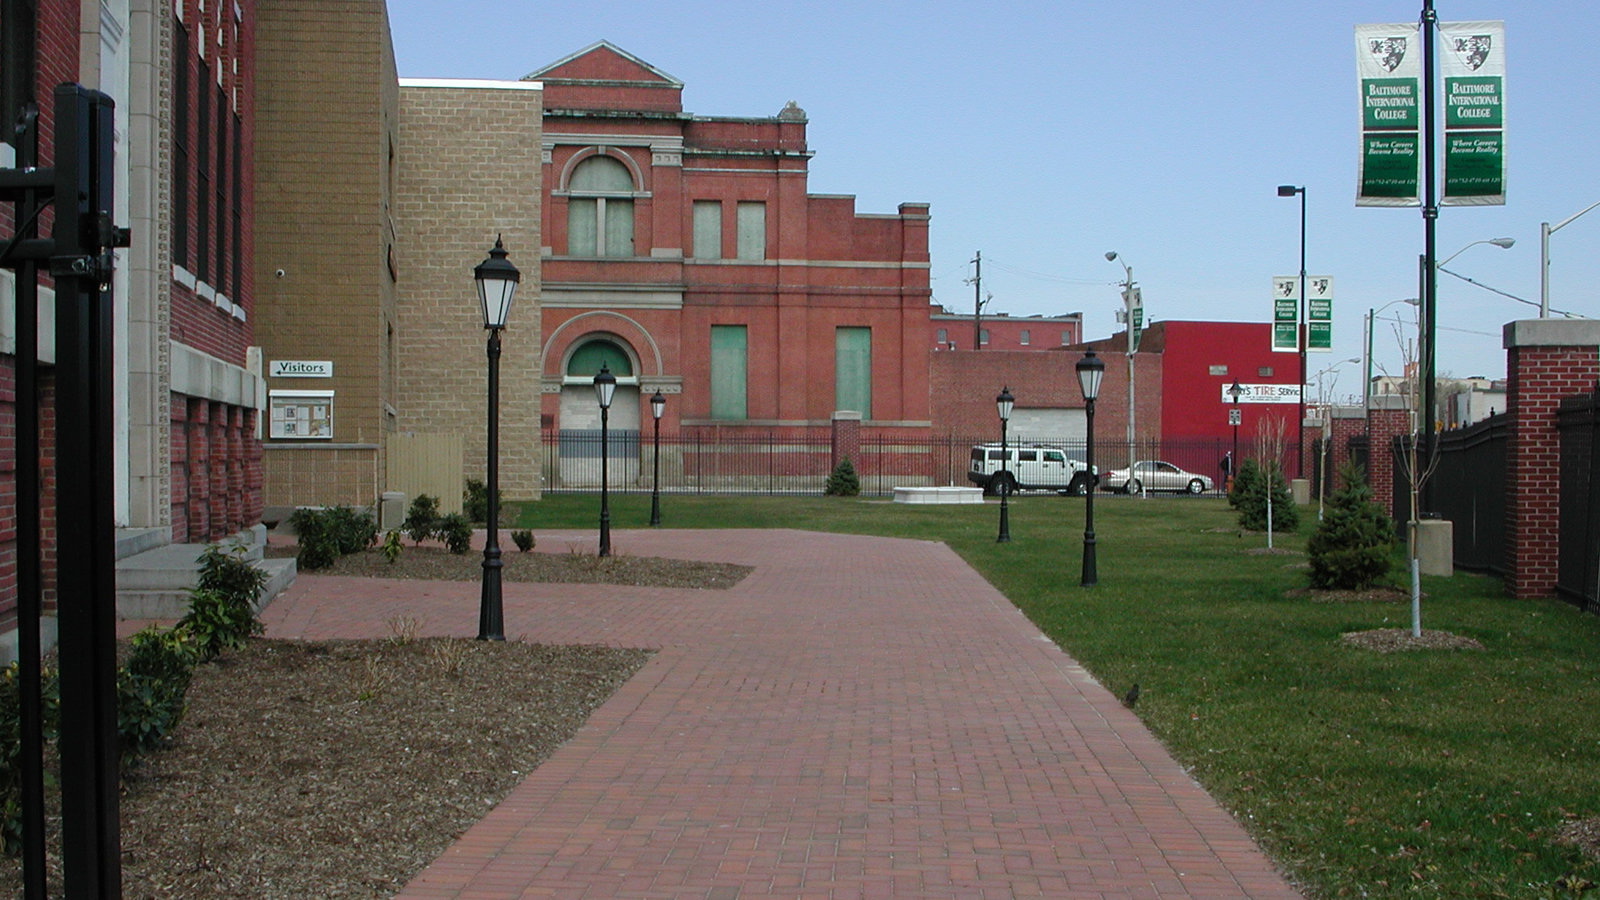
[566,339,634,378]
[567,155,635,257]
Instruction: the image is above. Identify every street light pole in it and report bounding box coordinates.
[1105,251,1137,474]
[649,390,665,527]
[996,386,1014,543]
[473,238,520,642]
[1277,184,1307,478]
[1541,199,1600,319]
[594,365,616,556]
[1228,380,1243,492]
[1078,353,1105,587]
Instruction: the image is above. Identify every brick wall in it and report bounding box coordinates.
[395,82,542,499]
[929,349,1085,440]
[1365,399,1410,519]
[1503,321,1600,598]
[1329,407,1366,490]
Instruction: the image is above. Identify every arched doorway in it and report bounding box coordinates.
[559,338,640,487]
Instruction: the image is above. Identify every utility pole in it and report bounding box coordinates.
[970,250,983,350]
[1105,251,1139,476]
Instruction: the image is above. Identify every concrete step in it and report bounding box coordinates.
[114,525,294,620]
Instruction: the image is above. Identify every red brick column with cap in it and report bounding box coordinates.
[831,411,862,468]
[1365,397,1410,519]
[1503,320,1600,599]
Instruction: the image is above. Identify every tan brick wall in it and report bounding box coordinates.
[395,84,543,500]
[254,0,400,506]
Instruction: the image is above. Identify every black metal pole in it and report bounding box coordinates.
[1297,188,1307,479]
[599,405,612,556]
[1082,397,1098,586]
[477,328,504,641]
[649,413,661,527]
[1232,422,1239,487]
[52,84,123,900]
[997,416,1011,543]
[1420,0,1439,515]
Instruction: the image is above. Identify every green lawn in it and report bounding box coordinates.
[511,492,1600,899]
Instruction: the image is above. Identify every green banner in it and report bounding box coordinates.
[1356,23,1421,207]
[1362,77,1419,129]
[1360,133,1421,199]
[1272,322,1297,353]
[1309,298,1332,321]
[1444,132,1504,198]
[1441,21,1506,206]
[1274,298,1297,322]
[1309,322,1332,351]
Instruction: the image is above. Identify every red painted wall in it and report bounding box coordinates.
[1152,321,1301,442]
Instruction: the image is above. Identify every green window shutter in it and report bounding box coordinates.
[693,201,722,259]
[736,201,765,260]
[835,327,871,419]
[603,198,634,257]
[567,198,597,256]
[710,325,748,420]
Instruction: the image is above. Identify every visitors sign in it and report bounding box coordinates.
[1440,21,1505,206]
[1355,23,1421,206]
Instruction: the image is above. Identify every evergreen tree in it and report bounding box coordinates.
[1237,459,1298,532]
[1228,458,1261,509]
[1307,463,1397,589]
[824,456,861,496]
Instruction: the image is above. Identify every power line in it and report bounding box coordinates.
[1438,265,1584,319]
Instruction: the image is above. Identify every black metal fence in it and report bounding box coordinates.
[1557,393,1600,612]
[541,429,1268,497]
[1428,413,1509,574]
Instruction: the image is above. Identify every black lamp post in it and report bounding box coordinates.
[1077,352,1105,586]
[474,236,520,641]
[594,364,617,556]
[1277,184,1307,478]
[1228,380,1244,491]
[996,386,1014,543]
[649,389,665,527]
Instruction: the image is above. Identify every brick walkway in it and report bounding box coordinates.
[261,529,1304,900]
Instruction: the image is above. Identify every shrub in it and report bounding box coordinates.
[824,456,861,497]
[437,513,473,554]
[0,662,58,855]
[404,494,440,545]
[381,529,403,563]
[1237,460,1298,533]
[511,529,535,552]
[327,505,378,555]
[117,627,200,757]
[197,542,269,602]
[179,544,266,661]
[287,507,340,570]
[1307,463,1397,590]
[463,478,504,525]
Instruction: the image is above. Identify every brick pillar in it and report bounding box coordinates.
[243,408,264,526]
[170,396,189,542]
[1329,406,1366,490]
[188,397,211,542]
[1365,397,1410,519]
[831,411,862,467]
[1503,320,1600,599]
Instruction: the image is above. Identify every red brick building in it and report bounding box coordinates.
[529,43,932,469]
[0,0,264,660]
[930,308,1082,352]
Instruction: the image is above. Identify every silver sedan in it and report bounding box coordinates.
[1099,460,1214,495]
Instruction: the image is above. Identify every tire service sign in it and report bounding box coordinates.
[1440,21,1505,206]
[1355,23,1422,206]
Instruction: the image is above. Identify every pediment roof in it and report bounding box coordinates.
[523,40,684,87]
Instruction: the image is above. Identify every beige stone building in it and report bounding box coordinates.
[254,0,541,514]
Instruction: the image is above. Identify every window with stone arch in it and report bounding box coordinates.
[566,154,636,257]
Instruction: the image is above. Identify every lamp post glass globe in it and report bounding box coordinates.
[474,235,520,330]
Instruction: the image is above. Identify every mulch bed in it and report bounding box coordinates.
[1559,817,1600,863]
[1338,628,1486,653]
[267,544,752,590]
[1286,586,1410,604]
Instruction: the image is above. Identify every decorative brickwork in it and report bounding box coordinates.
[1503,321,1600,599]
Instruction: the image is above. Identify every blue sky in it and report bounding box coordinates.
[387,0,1600,392]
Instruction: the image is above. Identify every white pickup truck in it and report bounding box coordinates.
[966,443,1096,496]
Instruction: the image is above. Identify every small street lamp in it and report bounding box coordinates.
[1077,351,1105,587]
[1227,380,1244,492]
[996,386,1014,543]
[594,364,617,557]
[649,389,665,527]
[474,236,520,641]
